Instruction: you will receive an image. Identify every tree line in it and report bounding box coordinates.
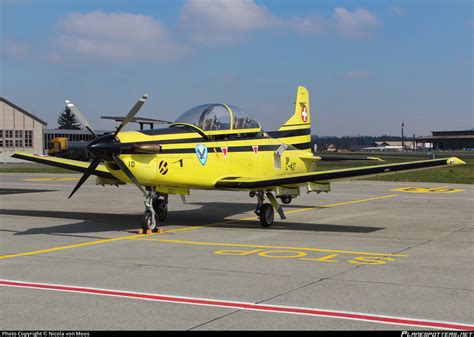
[312,135,406,150]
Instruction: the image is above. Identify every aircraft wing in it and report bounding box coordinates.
[11,152,115,179]
[215,157,465,189]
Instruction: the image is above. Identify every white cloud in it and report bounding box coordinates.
[287,15,326,34]
[48,5,381,61]
[333,7,379,38]
[179,0,326,45]
[53,11,189,61]
[180,0,275,45]
[343,70,372,80]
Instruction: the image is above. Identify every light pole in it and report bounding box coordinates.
[401,121,405,149]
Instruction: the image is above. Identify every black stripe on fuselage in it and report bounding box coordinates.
[123,127,311,153]
[120,142,311,154]
[136,127,309,143]
[267,128,311,138]
[215,158,452,189]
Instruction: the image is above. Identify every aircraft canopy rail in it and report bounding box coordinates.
[172,104,261,134]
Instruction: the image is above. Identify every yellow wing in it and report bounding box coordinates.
[216,157,465,189]
[12,152,115,179]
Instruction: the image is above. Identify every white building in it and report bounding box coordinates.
[0,97,47,163]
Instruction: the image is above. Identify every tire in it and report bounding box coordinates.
[280,195,292,204]
[249,191,256,198]
[141,211,156,232]
[259,203,274,227]
[153,199,168,222]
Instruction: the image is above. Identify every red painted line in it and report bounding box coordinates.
[1,279,473,330]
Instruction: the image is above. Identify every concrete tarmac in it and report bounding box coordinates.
[0,173,473,330]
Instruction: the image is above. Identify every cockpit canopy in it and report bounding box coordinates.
[173,104,260,132]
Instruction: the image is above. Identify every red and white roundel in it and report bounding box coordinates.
[301,105,308,123]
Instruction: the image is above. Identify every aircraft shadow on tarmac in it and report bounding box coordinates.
[0,202,384,237]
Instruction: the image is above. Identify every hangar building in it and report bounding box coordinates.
[0,97,47,163]
[417,130,474,150]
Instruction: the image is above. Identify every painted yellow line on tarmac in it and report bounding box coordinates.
[239,194,399,221]
[162,220,235,233]
[392,186,464,193]
[0,235,140,260]
[130,238,408,257]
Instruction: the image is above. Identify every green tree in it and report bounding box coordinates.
[57,106,81,130]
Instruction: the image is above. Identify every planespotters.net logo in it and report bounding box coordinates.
[402,332,473,337]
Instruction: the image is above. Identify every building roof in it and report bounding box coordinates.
[374,141,404,147]
[417,135,474,140]
[0,97,48,126]
[431,130,474,136]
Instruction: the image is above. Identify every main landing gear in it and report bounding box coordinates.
[251,191,286,228]
[141,190,168,232]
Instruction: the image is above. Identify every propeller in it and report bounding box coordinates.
[111,154,147,197]
[65,100,97,139]
[112,94,148,138]
[68,157,101,199]
[67,94,149,198]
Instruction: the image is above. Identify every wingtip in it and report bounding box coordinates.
[447,157,466,165]
[368,157,385,162]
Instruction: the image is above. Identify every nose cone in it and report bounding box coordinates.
[87,134,121,159]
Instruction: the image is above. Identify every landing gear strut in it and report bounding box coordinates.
[141,190,168,232]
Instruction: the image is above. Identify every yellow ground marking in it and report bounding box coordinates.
[0,234,141,260]
[1,194,399,260]
[300,254,340,263]
[239,194,399,221]
[129,238,409,257]
[23,177,79,182]
[162,220,235,233]
[392,186,464,193]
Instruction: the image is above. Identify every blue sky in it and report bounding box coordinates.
[1,0,472,136]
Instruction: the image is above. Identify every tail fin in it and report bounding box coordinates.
[276,86,312,152]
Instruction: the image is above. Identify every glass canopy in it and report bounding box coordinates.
[173,104,260,131]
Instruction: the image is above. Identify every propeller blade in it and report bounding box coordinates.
[65,100,97,139]
[68,157,101,199]
[112,94,148,138]
[112,154,147,197]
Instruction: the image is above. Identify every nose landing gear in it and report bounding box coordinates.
[141,190,168,233]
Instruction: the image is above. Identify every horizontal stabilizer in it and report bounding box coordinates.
[299,155,383,162]
[317,155,384,162]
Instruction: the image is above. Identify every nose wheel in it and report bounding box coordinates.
[152,198,168,222]
[141,191,168,233]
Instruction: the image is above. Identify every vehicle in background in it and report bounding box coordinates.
[47,137,91,161]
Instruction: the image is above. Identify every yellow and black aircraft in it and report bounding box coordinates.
[13,86,465,231]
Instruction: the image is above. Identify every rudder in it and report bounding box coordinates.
[277,86,311,151]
